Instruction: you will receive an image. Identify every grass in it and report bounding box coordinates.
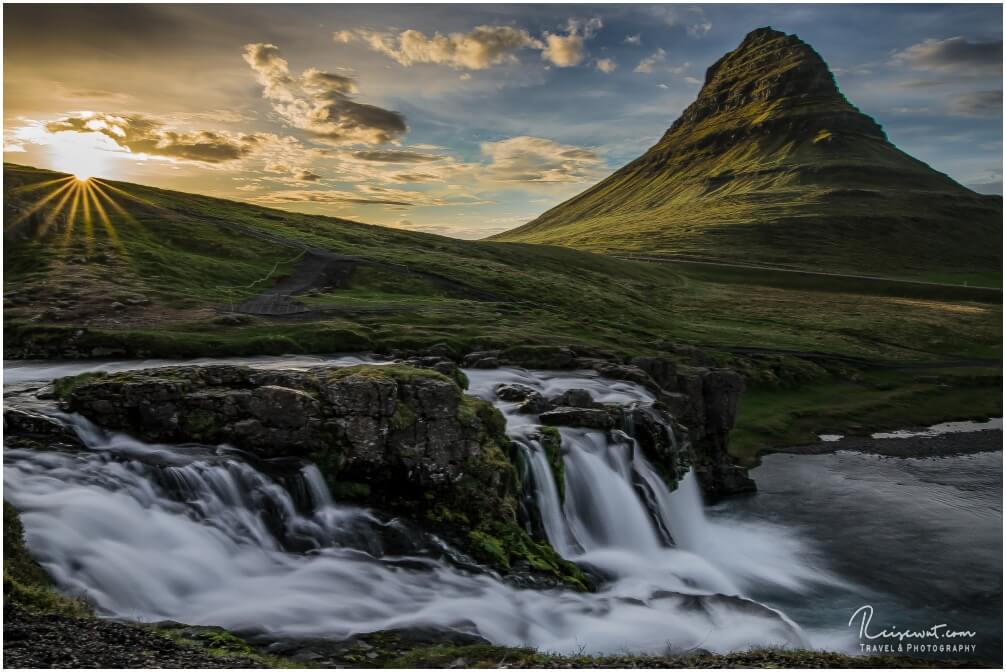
[730,366,1003,462]
[4,163,1002,454]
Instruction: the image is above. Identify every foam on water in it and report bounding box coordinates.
[3,357,846,654]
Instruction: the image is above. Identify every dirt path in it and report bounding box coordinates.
[201,218,500,317]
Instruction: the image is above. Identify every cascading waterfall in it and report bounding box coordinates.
[4,357,848,655]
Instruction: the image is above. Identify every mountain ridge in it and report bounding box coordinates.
[492,27,1002,281]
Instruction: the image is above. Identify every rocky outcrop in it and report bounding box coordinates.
[60,365,481,485]
[3,407,83,452]
[479,351,753,499]
[53,363,588,588]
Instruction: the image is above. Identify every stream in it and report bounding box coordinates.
[3,356,1001,660]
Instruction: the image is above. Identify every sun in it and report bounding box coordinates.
[47,131,114,182]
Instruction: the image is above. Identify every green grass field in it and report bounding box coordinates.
[4,163,1001,454]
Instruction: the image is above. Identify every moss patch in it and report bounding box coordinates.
[4,501,92,617]
[537,426,565,503]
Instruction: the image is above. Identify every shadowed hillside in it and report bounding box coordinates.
[493,27,1002,284]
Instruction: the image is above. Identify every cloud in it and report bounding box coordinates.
[43,112,268,163]
[968,179,1003,195]
[634,48,667,74]
[541,17,602,68]
[346,25,542,70]
[596,58,616,74]
[294,169,322,181]
[684,76,702,85]
[351,149,444,163]
[948,90,1003,117]
[342,18,602,71]
[624,34,641,46]
[892,37,1002,72]
[649,6,712,38]
[480,135,603,183]
[254,185,448,207]
[243,42,406,145]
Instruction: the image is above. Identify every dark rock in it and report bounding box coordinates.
[3,408,84,451]
[539,406,617,430]
[55,363,588,587]
[494,383,549,414]
[462,351,500,368]
[630,356,678,390]
[549,388,596,409]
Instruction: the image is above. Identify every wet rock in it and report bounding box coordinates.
[549,388,596,409]
[539,407,617,430]
[55,363,587,586]
[630,356,678,390]
[494,383,549,414]
[3,407,84,451]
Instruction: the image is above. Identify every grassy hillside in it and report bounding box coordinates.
[493,28,1002,284]
[4,162,1001,454]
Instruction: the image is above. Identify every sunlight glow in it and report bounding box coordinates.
[45,131,119,181]
[8,175,139,263]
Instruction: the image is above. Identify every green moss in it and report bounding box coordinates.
[468,530,509,568]
[154,625,301,668]
[536,426,565,503]
[391,401,418,431]
[52,371,106,400]
[326,364,455,387]
[180,409,219,439]
[330,481,371,501]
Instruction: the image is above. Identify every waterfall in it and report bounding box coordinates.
[4,357,842,655]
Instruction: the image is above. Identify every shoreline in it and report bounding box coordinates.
[765,427,1003,459]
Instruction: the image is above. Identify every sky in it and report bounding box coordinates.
[3,3,1003,238]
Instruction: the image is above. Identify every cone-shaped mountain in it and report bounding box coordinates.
[493,27,1001,278]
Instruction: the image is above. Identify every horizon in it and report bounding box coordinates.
[4,4,1003,239]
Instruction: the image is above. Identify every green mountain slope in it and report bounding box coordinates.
[3,162,999,367]
[492,27,1002,282]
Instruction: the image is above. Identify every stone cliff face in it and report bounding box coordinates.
[53,363,588,588]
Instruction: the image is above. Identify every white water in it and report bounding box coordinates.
[4,357,846,654]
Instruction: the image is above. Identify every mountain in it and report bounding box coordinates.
[492,27,1002,281]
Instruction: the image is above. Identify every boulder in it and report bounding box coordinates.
[494,383,549,414]
[3,407,83,451]
[539,407,617,430]
[548,388,596,409]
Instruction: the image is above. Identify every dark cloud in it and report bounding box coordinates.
[352,150,443,163]
[948,90,1003,117]
[294,169,322,181]
[243,43,406,145]
[893,37,1002,72]
[44,113,264,162]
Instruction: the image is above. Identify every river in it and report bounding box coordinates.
[3,356,1001,661]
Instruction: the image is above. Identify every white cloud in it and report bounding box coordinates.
[635,48,667,74]
[650,6,712,38]
[480,135,603,184]
[624,34,641,46]
[341,18,603,71]
[596,58,617,74]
